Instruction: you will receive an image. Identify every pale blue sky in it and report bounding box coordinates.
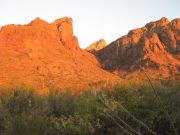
[0,0,179,48]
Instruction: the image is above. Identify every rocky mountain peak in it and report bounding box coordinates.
[145,17,169,30]
[85,39,107,53]
[53,17,72,25]
[0,17,119,93]
[29,17,49,27]
[94,17,180,78]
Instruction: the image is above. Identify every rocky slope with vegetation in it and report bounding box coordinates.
[0,17,179,135]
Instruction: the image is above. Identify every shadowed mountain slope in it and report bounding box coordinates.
[94,17,180,79]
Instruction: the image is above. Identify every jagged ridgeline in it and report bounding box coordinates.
[91,17,180,79]
[0,17,179,93]
[0,17,120,93]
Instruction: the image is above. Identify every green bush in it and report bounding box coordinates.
[0,84,179,135]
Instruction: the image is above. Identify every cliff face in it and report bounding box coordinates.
[0,17,119,94]
[95,17,180,78]
[52,17,79,49]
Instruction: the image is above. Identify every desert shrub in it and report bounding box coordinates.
[46,114,96,135]
[0,84,179,135]
[0,102,8,135]
[6,113,48,135]
[6,88,35,115]
[98,84,180,135]
[46,90,76,117]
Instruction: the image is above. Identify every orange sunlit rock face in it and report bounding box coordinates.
[0,17,179,93]
[0,17,119,94]
[94,17,180,79]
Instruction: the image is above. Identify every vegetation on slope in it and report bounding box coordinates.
[0,83,179,135]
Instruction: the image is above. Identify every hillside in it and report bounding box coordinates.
[0,17,179,135]
[0,17,120,93]
[0,17,179,94]
[94,17,180,79]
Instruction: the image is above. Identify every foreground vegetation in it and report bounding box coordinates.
[0,83,179,135]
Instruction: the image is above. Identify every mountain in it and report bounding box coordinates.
[1,17,179,94]
[0,17,119,94]
[93,17,180,79]
[85,39,107,53]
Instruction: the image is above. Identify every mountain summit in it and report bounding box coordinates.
[85,39,107,53]
[0,17,119,93]
[0,17,179,93]
[93,17,180,78]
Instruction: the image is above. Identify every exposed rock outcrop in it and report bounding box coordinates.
[85,39,107,53]
[52,17,79,49]
[0,17,120,94]
[96,17,180,78]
